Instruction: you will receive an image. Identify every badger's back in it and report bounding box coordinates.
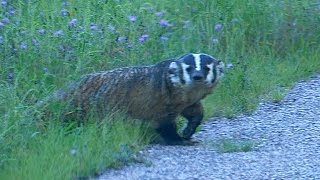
[57,60,178,121]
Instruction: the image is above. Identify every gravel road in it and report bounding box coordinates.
[98,75,320,180]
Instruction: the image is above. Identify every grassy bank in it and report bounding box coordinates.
[1,0,319,179]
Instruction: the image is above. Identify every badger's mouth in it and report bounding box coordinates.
[192,79,206,85]
[183,79,212,89]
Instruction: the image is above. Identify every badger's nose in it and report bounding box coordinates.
[192,72,204,81]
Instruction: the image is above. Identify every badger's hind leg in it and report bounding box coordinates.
[155,115,194,146]
[181,102,204,140]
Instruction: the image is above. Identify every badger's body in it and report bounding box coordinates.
[52,53,224,145]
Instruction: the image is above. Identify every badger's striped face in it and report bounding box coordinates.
[168,53,224,88]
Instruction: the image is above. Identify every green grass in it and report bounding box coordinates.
[0,113,152,180]
[215,138,258,153]
[1,0,320,179]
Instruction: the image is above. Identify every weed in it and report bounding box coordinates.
[216,138,258,153]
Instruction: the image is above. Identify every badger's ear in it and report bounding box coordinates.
[216,60,225,79]
[168,61,179,74]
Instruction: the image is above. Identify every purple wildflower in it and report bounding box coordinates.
[138,34,149,43]
[160,36,169,42]
[20,42,27,49]
[62,1,68,7]
[54,30,64,36]
[127,15,137,22]
[8,9,15,15]
[8,6,15,14]
[32,38,39,45]
[60,9,68,16]
[70,148,77,156]
[138,37,145,42]
[226,63,234,69]
[58,44,65,51]
[107,24,115,31]
[214,24,222,31]
[1,0,7,6]
[7,71,14,84]
[90,23,98,30]
[182,20,190,28]
[159,19,172,27]
[98,29,104,34]
[2,18,9,24]
[212,38,219,43]
[37,29,46,35]
[231,18,239,23]
[126,42,133,48]
[117,36,127,43]
[155,11,166,17]
[43,67,49,73]
[68,18,77,28]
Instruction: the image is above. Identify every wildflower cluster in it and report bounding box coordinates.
[0,0,242,83]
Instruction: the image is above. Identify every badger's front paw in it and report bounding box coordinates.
[182,128,196,140]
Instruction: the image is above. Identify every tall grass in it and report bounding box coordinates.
[0,118,152,179]
[1,0,320,179]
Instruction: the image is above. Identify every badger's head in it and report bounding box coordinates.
[168,53,224,89]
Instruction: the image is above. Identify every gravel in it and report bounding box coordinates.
[98,75,320,180]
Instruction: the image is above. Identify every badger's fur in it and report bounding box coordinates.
[50,53,224,145]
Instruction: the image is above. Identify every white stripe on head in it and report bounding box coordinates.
[205,63,214,83]
[181,63,192,85]
[169,62,181,85]
[192,53,202,71]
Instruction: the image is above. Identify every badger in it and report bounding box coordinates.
[49,53,224,145]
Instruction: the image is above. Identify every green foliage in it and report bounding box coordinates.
[0,114,152,180]
[1,0,320,178]
[216,138,258,153]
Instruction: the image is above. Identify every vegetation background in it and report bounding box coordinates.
[0,0,319,179]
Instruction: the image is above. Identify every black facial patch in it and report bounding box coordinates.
[180,54,196,66]
[199,54,214,66]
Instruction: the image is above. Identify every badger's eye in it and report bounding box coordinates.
[186,66,193,72]
[204,66,210,72]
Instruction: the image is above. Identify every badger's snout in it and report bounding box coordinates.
[192,71,204,81]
